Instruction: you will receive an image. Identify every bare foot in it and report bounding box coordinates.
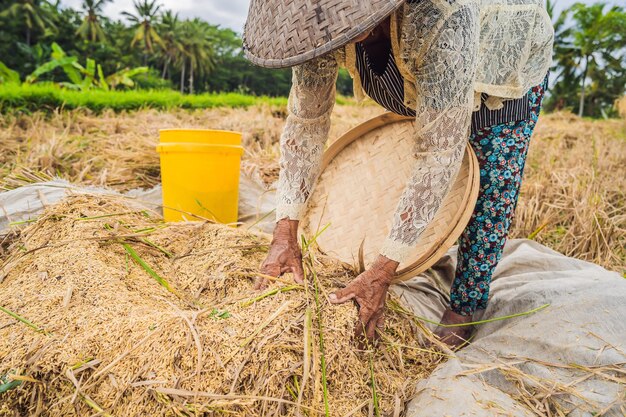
[433,309,474,350]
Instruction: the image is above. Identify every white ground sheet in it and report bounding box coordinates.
[1,181,624,416]
[0,176,276,234]
[396,241,625,417]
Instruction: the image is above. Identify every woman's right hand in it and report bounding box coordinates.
[256,218,305,290]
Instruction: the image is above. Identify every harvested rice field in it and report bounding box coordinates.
[0,196,442,416]
[0,104,624,272]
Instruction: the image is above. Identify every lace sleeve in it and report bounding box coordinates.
[276,54,338,221]
[380,2,479,262]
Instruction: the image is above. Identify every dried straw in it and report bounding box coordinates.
[509,112,625,272]
[0,108,621,272]
[0,195,442,416]
[0,104,384,191]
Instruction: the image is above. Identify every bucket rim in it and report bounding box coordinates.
[156,143,244,155]
[158,128,243,136]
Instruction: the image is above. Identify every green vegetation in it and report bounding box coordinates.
[546,1,626,117]
[0,83,287,112]
[0,0,296,96]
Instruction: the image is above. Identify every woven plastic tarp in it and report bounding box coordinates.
[0,176,276,235]
[396,240,625,417]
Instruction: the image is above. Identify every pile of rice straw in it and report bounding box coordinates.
[0,195,443,416]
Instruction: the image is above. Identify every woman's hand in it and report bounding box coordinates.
[329,255,399,343]
[256,218,305,290]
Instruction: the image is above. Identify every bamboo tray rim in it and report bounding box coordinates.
[305,112,480,281]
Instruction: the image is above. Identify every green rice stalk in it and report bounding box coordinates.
[311,266,330,417]
[239,285,302,307]
[0,305,47,334]
[109,223,171,257]
[302,223,330,253]
[194,199,221,223]
[71,358,96,371]
[133,227,157,233]
[140,237,174,258]
[0,372,22,394]
[385,298,410,315]
[208,308,231,319]
[369,354,380,417]
[0,379,22,393]
[78,392,113,417]
[528,221,549,239]
[9,218,38,226]
[76,211,148,221]
[414,303,550,328]
[285,381,298,402]
[122,243,179,297]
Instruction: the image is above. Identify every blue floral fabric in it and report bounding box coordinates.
[450,80,547,316]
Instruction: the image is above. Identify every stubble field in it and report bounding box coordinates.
[1,103,624,273]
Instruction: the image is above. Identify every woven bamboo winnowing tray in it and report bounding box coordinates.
[301,113,480,281]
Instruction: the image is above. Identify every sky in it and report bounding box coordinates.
[60,0,251,32]
[59,0,616,34]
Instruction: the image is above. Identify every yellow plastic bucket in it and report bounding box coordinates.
[157,129,243,223]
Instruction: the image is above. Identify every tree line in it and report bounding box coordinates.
[0,0,308,96]
[0,0,624,117]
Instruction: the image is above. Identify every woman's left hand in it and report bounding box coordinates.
[329,255,398,343]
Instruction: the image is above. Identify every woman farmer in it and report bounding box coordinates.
[243,0,553,348]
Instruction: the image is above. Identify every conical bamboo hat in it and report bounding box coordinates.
[243,0,405,68]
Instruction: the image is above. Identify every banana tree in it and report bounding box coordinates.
[0,62,21,84]
[105,67,151,89]
[1,43,148,90]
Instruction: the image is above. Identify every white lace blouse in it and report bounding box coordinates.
[276,0,554,262]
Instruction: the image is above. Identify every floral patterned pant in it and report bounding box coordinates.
[450,82,547,316]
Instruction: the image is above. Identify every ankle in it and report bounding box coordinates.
[441,308,474,325]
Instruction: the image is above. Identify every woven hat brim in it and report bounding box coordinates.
[243,0,406,69]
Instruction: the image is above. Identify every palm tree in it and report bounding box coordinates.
[157,10,184,80]
[122,0,164,64]
[75,0,111,43]
[566,3,626,116]
[179,19,216,94]
[0,0,57,45]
